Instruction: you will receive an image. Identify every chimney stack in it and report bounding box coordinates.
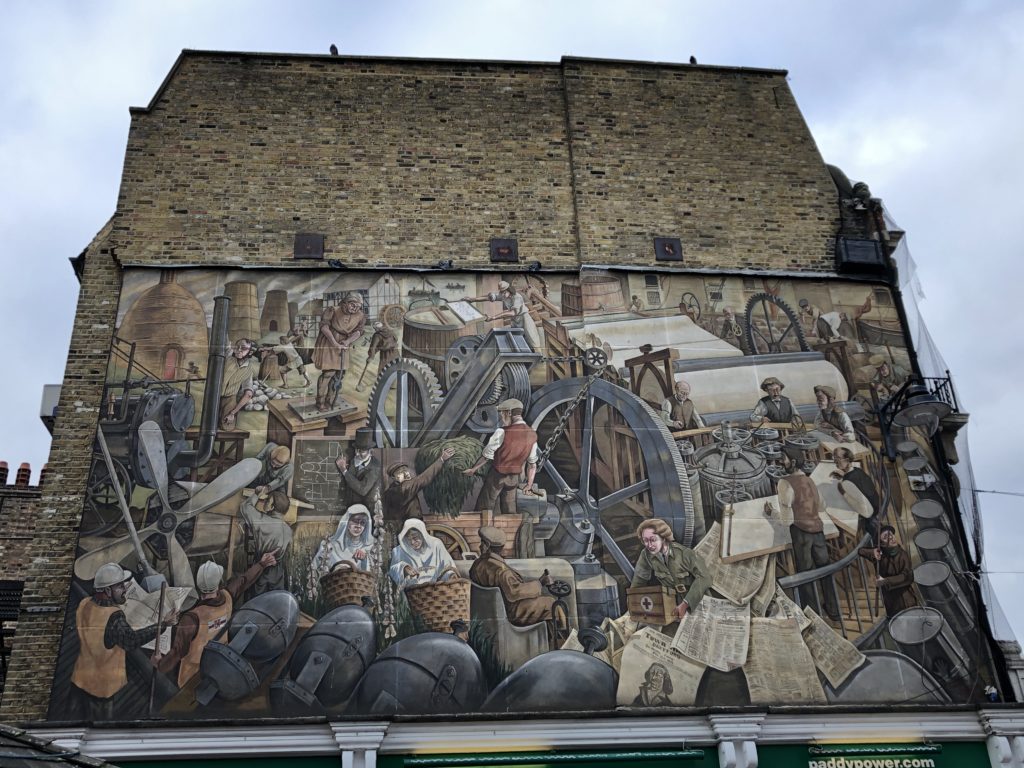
[15,462,31,487]
[0,461,8,484]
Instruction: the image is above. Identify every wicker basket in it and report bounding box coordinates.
[321,560,377,610]
[404,566,470,633]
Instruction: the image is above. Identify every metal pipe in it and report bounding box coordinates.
[178,295,230,468]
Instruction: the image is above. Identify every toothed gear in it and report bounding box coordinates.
[527,378,696,547]
[366,358,444,448]
[743,292,810,355]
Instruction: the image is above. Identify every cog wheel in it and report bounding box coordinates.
[742,292,810,355]
[367,358,443,448]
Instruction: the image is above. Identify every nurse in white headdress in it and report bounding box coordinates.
[388,518,456,587]
[312,504,375,584]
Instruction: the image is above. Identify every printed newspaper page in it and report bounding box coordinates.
[693,522,721,583]
[617,627,706,707]
[802,606,867,688]
[768,586,812,631]
[695,520,770,605]
[124,580,192,653]
[671,595,750,672]
[744,617,827,704]
[749,555,777,616]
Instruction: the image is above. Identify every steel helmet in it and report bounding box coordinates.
[94,563,133,590]
[197,560,225,593]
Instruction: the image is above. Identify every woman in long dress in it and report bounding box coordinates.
[310,504,375,597]
[388,519,456,587]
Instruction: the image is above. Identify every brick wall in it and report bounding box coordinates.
[0,51,846,722]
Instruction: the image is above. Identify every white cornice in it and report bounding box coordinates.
[29,710,1024,762]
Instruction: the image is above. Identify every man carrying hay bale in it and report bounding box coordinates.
[462,399,538,526]
[383,446,456,527]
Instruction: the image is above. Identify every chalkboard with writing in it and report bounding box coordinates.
[289,437,346,519]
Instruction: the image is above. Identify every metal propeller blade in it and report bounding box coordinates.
[74,533,150,581]
[173,458,262,524]
[138,420,172,514]
[167,536,196,593]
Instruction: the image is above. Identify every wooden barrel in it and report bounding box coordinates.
[561,276,627,316]
[402,306,482,381]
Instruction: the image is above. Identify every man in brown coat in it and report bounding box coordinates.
[859,525,919,617]
[778,449,840,621]
[469,526,555,627]
[382,447,455,527]
[312,292,366,411]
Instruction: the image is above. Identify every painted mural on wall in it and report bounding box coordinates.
[49,267,997,721]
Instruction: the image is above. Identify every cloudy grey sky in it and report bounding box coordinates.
[2,1,1022,641]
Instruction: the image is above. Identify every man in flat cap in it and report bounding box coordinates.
[470,525,556,629]
[813,384,856,442]
[750,376,795,424]
[251,442,293,497]
[799,298,844,343]
[463,280,540,349]
[336,427,381,508]
[463,398,539,526]
[382,446,455,528]
[312,291,366,411]
[869,354,909,401]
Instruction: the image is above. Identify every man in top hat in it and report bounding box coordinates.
[813,384,856,442]
[312,291,366,411]
[463,398,539,525]
[869,354,909,400]
[382,446,456,527]
[661,379,704,432]
[251,442,293,497]
[463,280,540,349]
[336,427,382,508]
[158,552,278,687]
[367,320,399,371]
[70,563,179,720]
[470,525,556,628]
[750,376,795,424]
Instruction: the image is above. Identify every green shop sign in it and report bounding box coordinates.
[380,749,716,767]
[757,743,989,768]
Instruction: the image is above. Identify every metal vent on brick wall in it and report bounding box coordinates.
[294,233,325,260]
[0,581,23,622]
[489,238,519,263]
[835,236,886,273]
[653,237,683,262]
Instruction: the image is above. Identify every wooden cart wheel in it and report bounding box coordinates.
[379,303,407,330]
[426,523,472,560]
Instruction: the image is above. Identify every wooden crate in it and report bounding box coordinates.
[626,585,676,626]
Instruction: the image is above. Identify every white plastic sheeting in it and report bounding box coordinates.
[889,208,1016,641]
